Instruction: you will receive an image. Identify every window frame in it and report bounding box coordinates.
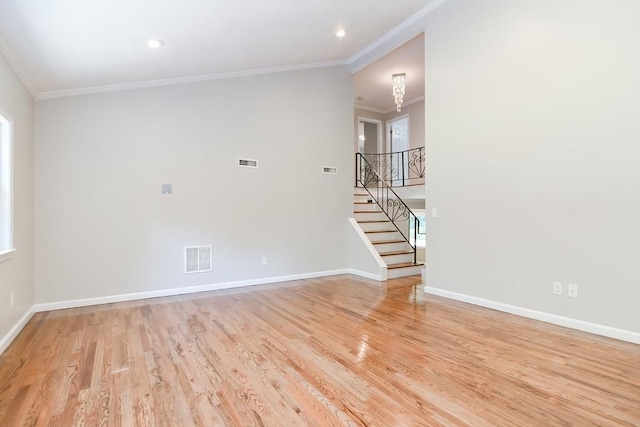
[0,111,14,262]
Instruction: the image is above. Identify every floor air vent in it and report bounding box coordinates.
[185,246,212,273]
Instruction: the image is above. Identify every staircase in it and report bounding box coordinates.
[353,187,423,279]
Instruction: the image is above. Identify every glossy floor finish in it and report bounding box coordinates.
[1,275,639,426]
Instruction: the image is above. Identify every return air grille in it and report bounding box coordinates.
[238,158,258,168]
[185,246,212,274]
[322,166,338,174]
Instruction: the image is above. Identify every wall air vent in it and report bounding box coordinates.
[238,158,258,168]
[185,246,212,274]
[322,166,338,175]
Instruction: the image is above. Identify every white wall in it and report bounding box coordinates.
[35,66,353,304]
[0,53,35,345]
[424,0,640,333]
[347,219,385,280]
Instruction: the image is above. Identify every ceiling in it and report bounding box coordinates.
[0,0,435,97]
[353,33,424,113]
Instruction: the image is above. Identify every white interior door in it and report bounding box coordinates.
[388,116,409,153]
[387,116,410,185]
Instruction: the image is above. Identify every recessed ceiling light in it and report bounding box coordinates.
[336,29,346,38]
[146,40,164,49]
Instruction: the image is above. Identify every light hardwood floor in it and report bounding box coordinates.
[1,275,638,426]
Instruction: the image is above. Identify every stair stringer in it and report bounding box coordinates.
[347,218,388,282]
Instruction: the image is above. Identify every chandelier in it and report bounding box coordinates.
[392,73,406,112]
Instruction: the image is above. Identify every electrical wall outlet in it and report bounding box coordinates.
[568,284,578,298]
[261,257,268,266]
[553,281,563,296]
[10,291,15,307]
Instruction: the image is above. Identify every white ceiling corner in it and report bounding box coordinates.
[0,0,441,99]
[346,0,445,72]
[0,37,37,98]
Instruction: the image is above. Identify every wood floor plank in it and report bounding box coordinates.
[1,274,639,426]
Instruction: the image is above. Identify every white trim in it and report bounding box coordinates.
[0,248,16,263]
[383,95,425,115]
[32,269,352,312]
[354,104,387,115]
[1,269,381,354]
[36,59,346,100]
[348,218,387,281]
[0,307,35,354]
[348,269,382,281]
[424,286,640,344]
[19,1,447,100]
[0,38,37,98]
[0,111,14,254]
[357,116,384,154]
[347,0,448,73]
[356,95,425,117]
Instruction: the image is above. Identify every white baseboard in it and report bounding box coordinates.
[32,269,352,313]
[0,307,35,354]
[3,269,366,354]
[3,269,356,354]
[348,269,382,281]
[424,286,640,344]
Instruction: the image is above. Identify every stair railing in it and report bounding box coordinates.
[355,153,419,265]
[360,146,425,187]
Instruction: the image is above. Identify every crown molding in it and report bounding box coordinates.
[37,59,347,100]
[382,95,425,115]
[24,0,448,100]
[356,95,425,116]
[347,0,447,74]
[0,37,37,99]
[353,104,387,115]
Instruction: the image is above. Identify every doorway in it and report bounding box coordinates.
[357,117,383,154]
